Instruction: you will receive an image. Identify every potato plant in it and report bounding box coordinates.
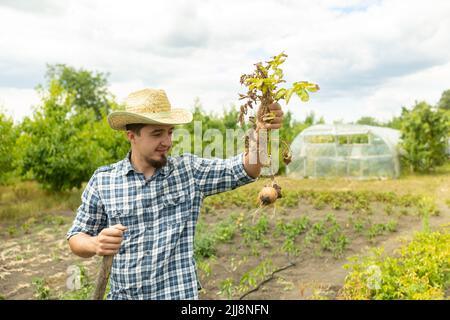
[340,230,450,300]
[203,186,436,217]
[238,52,319,206]
[241,215,270,246]
[275,217,310,256]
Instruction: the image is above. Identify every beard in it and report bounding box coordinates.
[145,154,167,169]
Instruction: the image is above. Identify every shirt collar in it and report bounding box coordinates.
[121,151,135,176]
[121,151,173,177]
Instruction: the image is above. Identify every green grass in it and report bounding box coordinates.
[60,264,96,300]
[0,181,81,224]
[32,277,51,300]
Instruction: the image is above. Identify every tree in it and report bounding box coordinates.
[304,111,316,126]
[276,110,316,174]
[0,111,17,184]
[400,101,449,172]
[222,105,239,130]
[384,116,403,130]
[18,66,128,191]
[356,116,382,127]
[437,89,450,127]
[43,64,113,120]
[437,89,450,111]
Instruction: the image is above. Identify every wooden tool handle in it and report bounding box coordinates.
[92,255,114,300]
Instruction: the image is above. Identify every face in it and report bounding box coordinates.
[127,124,174,169]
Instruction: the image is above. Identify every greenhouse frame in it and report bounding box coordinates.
[286,124,401,179]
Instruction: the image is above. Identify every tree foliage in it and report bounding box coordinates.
[43,64,113,120]
[0,111,17,184]
[437,89,450,111]
[18,65,128,191]
[400,101,449,172]
[355,116,383,127]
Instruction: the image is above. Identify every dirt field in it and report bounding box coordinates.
[197,203,449,299]
[1,173,449,300]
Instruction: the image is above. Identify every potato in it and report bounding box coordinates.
[258,186,279,206]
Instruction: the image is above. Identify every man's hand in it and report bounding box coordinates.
[243,102,284,178]
[95,224,127,256]
[256,102,284,130]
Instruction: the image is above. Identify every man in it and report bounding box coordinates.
[67,88,283,299]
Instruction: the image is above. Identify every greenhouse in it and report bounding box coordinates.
[286,124,401,179]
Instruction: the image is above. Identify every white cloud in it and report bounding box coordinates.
[0,87,40,123]
[364,61,450,120]
[0,0,449,123]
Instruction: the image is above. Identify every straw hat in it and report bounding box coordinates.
[107,88,193,131]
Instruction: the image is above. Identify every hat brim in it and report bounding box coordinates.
[107,109,193,131]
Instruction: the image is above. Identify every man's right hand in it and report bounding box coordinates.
[95,224,127,256]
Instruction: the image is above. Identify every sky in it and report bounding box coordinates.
[0,0,449,124]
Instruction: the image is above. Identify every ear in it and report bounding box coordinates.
[126,130,135,143]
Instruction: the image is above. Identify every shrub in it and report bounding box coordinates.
[340,230,450,300]
[400,102,449,172]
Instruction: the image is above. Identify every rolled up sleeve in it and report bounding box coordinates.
[190,153,256,197]
[66,173,107,240]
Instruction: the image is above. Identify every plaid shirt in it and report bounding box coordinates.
[67,152,255,300]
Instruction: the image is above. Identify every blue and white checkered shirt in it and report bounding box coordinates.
[67,152,255,300]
